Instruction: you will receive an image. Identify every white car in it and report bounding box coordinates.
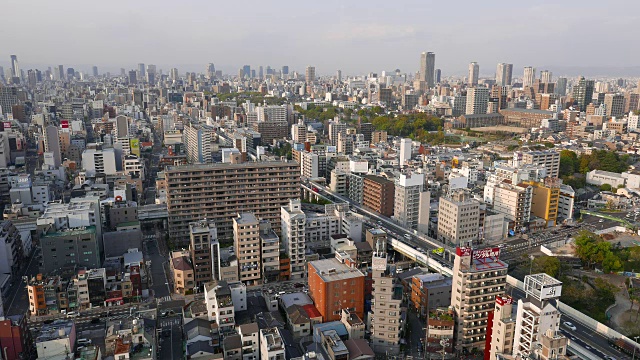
[77,338,92,346]
[404,234,411,239]
[563,321,576,331]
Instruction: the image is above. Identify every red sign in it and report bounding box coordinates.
[456,247,472,257]
[3,122,10,129]
[495,295,513,306]
[61,120,69,128]
[472,247,501,260]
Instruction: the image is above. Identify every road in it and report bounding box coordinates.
[5,247,41,316]
[311,181,629,359]
[144,227,172,300]
[157,313,184,360]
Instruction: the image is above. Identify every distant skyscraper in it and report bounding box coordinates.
[420,52,435,88]
[250,69,256,78]
[128,70,137,84]
[336,70,342,82]
[170,68,179,80]
[540,70,552,84]
[0,66,4,80]
[495,63,513,86]
[146,64,156,83]
[305,66,316,84]
[120,68,126,77]
[27,70,36,87]
[281,66,289,76]
[10,55,19,78]
[138,63,145,78]
[258,66,264,79]
[468,62,479,87]
[434,69,441,84]
[572,76,595,111]
[523,66,535,87]
[92,66,98,77]
[207,63,215,78]
[66,68,75,79]
[242,65,251,79]
[57,65,65,80]
[555,77,567,96]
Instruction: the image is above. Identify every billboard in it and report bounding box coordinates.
[540,285,562,300]
[472,247,501,260]
[130,138,140,156]
[3,122,10,129]
[456,247,472,257]
[61,120,69,129]
[495,295,513,306]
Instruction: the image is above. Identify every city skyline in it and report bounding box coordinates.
[1,0,639,76]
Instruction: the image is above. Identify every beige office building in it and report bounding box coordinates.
[514,150,560,179]
[233,213,261,285]
[370,254,402,355]
[451,247,508,352]
[437,190,480,246]
[165,161,300,244]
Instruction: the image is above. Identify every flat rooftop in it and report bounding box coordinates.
[310,258,364,282]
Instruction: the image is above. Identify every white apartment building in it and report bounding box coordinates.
[628,112,639,132]
[330,169,348,196]
[512,274,567,359]
[451,247,508,352]
[301,151,319,179]
[399,138,412,166]
[82,148,117,176]
[304,203,363,244]
[259,328,285,360]
[489,295,516,360]
[233,213,261,285]
[204,281,235,334]
[370,254,402,355]
[123,155,144,181]
[558,185,575,221]
[394,173,428,230]
[239,323,259,360]
[281,199,306,279]
[492,182,532,231]
[465,87,490,115]
[437,191,480,246]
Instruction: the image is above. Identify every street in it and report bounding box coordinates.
[144,227,172,299]
[5,247,41,316]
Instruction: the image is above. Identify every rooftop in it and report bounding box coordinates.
[42,225,96,238]
[36,320,74,342]
[235,212,258,225]
[166,160,297,173]
[172,256,193,272]
[310,258,365,282]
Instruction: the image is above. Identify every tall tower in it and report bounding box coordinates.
[540,70,552,84]
[305,66,316,84]
[434,68,441,84]
[206,63,215,78]
[572,76,595,111]
[420,52,435,88]
[523,66,535,87]
[465,87,490,115]
[10,55,19,78]
[468,62,479,87]
[495,63,513,86]
[336,69,342,82]
[92,66,98,77]
[137,63,145,78]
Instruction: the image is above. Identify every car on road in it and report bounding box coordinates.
[404,234,411,239]
[66,311,78,318]
[77,338,92,346]
[604,356,617,360]
[563,321,576,331]
[599,219,604,223]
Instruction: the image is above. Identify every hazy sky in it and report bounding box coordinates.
[1,0,639,77]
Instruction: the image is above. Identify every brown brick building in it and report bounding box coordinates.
[362,175,395,216]
[308,258,365,322]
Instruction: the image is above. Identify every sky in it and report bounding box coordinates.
[1,0,639,77]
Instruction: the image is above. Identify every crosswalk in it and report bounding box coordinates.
[157,296,172,302]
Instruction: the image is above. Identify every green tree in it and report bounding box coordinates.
[600,183,612,191]
[531,256,561,278]
[603,252,624,273]
[559,150,578,177]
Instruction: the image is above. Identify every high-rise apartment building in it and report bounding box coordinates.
[523,67,535,88]
[81,148,117,176]
[515,150,560,178]
[604,93,625,118]
[137,63,145,78]
[370,254,402,355]
[437,190,480,246]
[451,246,508,352]
[43,125,62,167]
[305,66,316,84]
[465,87,490,115]
[420,52,436,88]
[165,161,300,243]
[555,77,567,96]
[468,62,479,87]
[233,213,261,285]
[572,76,595,111]
[393,173,430,231]
[495,63,513,86]
[362,175,395,217]
[189,220,221,287]
[183,121,216,164]
[281,199,306,279]
[308,258,365,322]
[259,220,280,283]
[435,68,441,84]
[489,295,516,359]
[524,177,561,228]
[492,181,533,231]
[170,68,179,80]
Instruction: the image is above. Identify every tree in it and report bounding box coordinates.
[600,184,612,191]
[603,252,623,273]
[531,256,561,278]
[559,150,578,177]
